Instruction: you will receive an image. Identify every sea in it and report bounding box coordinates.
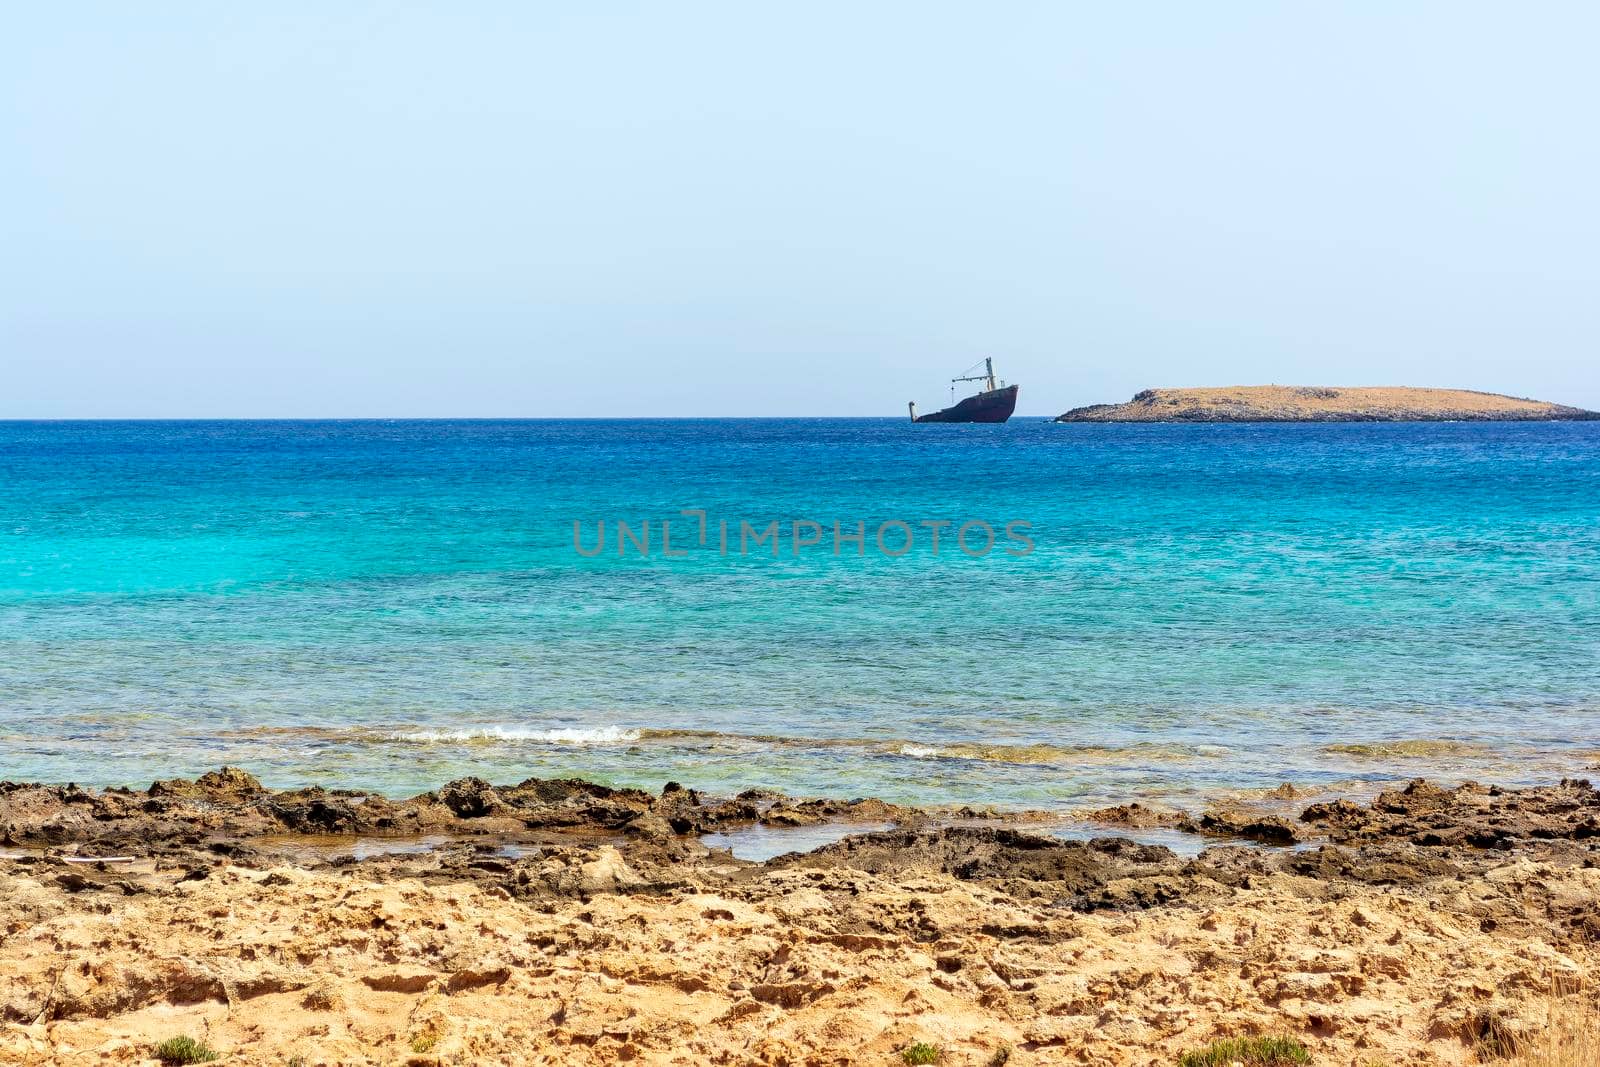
[2,418,1597,810]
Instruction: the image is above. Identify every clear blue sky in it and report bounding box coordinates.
[4,3,1596,416]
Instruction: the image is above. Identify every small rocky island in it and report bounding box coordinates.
[1058,385,1598,422]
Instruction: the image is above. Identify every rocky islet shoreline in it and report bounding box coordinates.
[1056,385,1600,422]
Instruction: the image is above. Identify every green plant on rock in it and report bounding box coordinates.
[154,1035,221,1065]
[1177,1035,1311,1067]
[901,1043,942,1065]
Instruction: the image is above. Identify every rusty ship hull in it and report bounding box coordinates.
[913,384,1019,423]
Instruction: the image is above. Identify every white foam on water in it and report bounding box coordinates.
[389,725,643,746]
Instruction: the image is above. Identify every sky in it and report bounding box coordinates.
[3,2,1597,417]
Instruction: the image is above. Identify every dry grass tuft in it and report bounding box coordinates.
[1506,989,1599,1066]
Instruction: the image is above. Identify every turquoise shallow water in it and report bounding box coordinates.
[1,419,1597,808]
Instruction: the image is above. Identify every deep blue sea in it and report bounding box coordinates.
[2,419,1597,809]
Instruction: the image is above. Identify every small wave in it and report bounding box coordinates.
[645,733,1209,765]
[222,722,1219,764]
[391,726,643,746]
[886,740,1209,765]
[893,742,1076,764]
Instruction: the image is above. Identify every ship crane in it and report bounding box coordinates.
[950,357,1000,395]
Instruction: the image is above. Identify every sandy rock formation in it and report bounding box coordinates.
[1057,385,1599,422]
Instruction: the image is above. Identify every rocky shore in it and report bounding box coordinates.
[2,770,1598,1065]
[1057,386,1599,422]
